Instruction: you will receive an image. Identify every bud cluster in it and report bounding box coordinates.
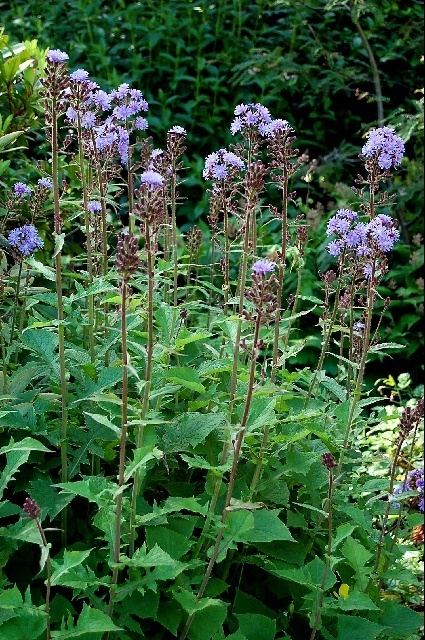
[116,233,140,280]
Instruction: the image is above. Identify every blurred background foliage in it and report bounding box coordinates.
[0,0,423,381]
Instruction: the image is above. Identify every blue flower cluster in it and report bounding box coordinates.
[203,148,245,181]
[252,259,276,276]
[8,224,44,257]
[362,126,405,170]
[394,467,424,513]
[326,209,400,275]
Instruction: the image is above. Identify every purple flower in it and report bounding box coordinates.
[264,118,291,137]
[117,126,130,164]
[252,258,276,276]
[327,240,344,257]
[169,125,186,135]
[363,263,373,279]
[13,182,32,198]
[94,123,118,153]
[89,89,111,111]
[394,468,424,513]
[87,201,102,213]
[65,106,78,122]
[230,102,272,137]
[355,244,372,258]
[353,321,365,332]
[70,68,90,83]
[362,126,405,170]
[326,209,358,236]
[81,111,96,129]
[368,215,400,252]
[203,148,245,181]
[47,49,69,64]
[140,170,164,188]
[38,178,53,189]
[8,224,44,257]
[112,83,130,99]
[134,117,149,131]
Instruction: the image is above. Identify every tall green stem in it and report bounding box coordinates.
[309,469,334,640]
[35,519,52,640]
[108,279,129,618]
[77,117,95,361]
[8,260,23,350]
[52,99,69,540]
[271,175,288,382]
[171,173,179,306]
[129,223,155,556]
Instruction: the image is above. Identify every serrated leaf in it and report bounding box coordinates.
[236,613,276,640]
[51,605,121,638]
[162,412,226,452]
[50,549,93,587]
[0,437,52,455]
[378,601,422,636]
[53,232,65,258]
[336,615,385,640]
[166,367,206,393]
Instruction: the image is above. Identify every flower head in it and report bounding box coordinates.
[70,68,90,83]
[394,468,424,513]
[203,148,245,181]
[23,497,41,519]
[230,102,272,137]
[140,170,164,188]
[87,201,102,213]
[46,49,69,64]
[362,126,405,170]
[38,177,53,189]
[252,258,276,276]
[168,125,187,136]
[13,182,32,198]
[8,224,44,257]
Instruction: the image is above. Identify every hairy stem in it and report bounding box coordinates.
[129,224,155,556]
[52,99,69,542]
[35,519,52,640]
[309,470,334,640]
[108,279,129,619]
[271,175,288,382]
[77,117,95,362]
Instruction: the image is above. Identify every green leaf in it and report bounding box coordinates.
[0,451,30,500]
[51,605,121,638]
[341,538,372,574]
[122,544,186,581]
[55,477,115,505]
[336,615,385,640]
[271,556,336,591]
[333,524,357,549]
[238,509,295,543]
[124,446,163,483]
[330,591,380,611]
[83,413,120,436]
[146,526,193,560]
[0,437,52,455]
[50,549,93,587]
[0,609,46,639]
[0,130,24,151]
[53,232,65,258]
[20,329,59,376]
[368,342,406,353]
[162,412,226,452]
[378,601,422,636]
[166,367,206,393]
[235,613,276,640]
